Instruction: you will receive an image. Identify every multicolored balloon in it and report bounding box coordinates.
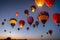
[37,11,49,27]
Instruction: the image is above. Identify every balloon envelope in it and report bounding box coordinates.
[45,0,55,8]
[2,22,5,25]
[17,28,20,31]
[35,21,39,27]
[48,30,53,35]
[9,18,17,28]
[27,16,34,25]
[4,19,6,22]
[52,13,60,26]
[30,5,36,12]
[32,24,36,28]
[37,11,49,27]
[34,0,45,8]
[24,10,29,16]
[26,27,29,30]
[16,11,19,16]
[19,20,25,28]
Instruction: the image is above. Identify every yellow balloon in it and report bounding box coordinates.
[10,18,17,27]
[10,20,17,24]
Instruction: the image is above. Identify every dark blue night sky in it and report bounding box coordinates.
[0,0,60,39]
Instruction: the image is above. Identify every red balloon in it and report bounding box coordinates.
[48,30,52,35]
[52,13,60,26]
[45,0,55,8]
[19,20,25,28]
[27,16,34,25]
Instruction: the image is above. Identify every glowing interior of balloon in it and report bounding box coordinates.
[31,9,35,12]
[10,20,17,24]
[16,13,18,16]
[37,15,49,21]
[35,0,45,8]
[19,24,24,28]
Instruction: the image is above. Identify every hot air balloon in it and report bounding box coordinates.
[2,22,5,25]
[37,11,49,27]
[30,5,36,12]
[17,28,20,31]
[19,20,25,28]
[24,10,29,16]
[32,24,36,28]
[34,0,45,8]
[9,31,11,33]
[27,16,34,26]
[52,13,60,26]
[26,27,29,30]
[4,19,6,23]
[16,11,19,16]
[48,30,53,35]
[46,32,48,34]
[35,21,39,27]
[4,30,6,32]
[45,0,55,8]
[9,18,17,28]
[41,35,43,37]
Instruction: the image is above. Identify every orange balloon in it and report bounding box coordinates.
[34,0,45,8]
[16,11,19,16]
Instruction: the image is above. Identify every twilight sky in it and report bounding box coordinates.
[0,0,60,39]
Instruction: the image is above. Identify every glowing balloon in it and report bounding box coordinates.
[16,11,19,16]
[27,16,34,26]
[30,5,36,12]
[19,20,25,28]
[45,0,55,8]
[34,0,45,8]
[24,10,29,16]
[9,18,17,28]
[52,13,60,26]
[37,11,49,27]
